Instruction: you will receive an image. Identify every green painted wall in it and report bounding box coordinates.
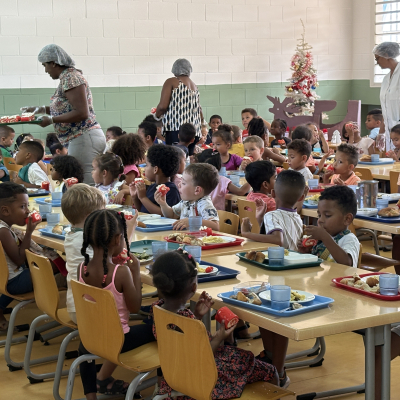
[0,79,381,143]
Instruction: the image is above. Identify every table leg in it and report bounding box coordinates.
[381,324,391,400]
[364,327,375,399]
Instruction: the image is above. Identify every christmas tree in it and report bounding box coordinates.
[285,20,319,116]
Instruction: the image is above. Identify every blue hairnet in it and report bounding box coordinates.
[38,44,75,67]
[373,42,400,59]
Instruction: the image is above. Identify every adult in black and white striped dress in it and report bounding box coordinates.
[154,59,203,155]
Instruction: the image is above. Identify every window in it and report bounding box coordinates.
[373,0,400,84]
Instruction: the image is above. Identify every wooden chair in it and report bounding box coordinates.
[0,242,35,371]
[68,280,159,400]
[217,210,240,235]
[237,199,260,234]
[153,306,294,400]
[6,163,22,173]
[3,157,16,165]
[24,250,77,384]
[354,167,373,180]
[390,170,400,193]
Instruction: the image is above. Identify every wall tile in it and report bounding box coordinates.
[245,55,269,72]
[258,39,282,54]
[149,39,178,56]
[118,1,148,20]
[104,56,134,74]
[220,22,246,38]
[0,37,19,56]
[245,22,270,39]
[53,0,86,18]
[206,39,232,55]
[19,36,53,56]
[178,3,205,21]
[232,5,258,21]
[270,22,294,39]
[74,56,104,75]
[119,38,149,56]
[53,37,88,56]
[192,56,219,72]
[134,56,164,74]
[71,18,104,37]
[88,38,119,56]
[149,2,177,20]
[134,20,164,37]
[178,39,206,56]
[232,39,258,55]
[192,21,219,38]
[86,0,118,19]
[0,0,18,15]
[259,5,283,21]
[206,4,232,21]
[164,21,192,38]
[18,0,52,16]
[2,56,38,75]
[104,19,134,38]
[1,17,36,36]
[219,56,244,72]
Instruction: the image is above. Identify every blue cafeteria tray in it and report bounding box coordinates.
[302,201,318,209]
[227,171,245,177]
[39,225,70,240]
[28,189,50,197]
[136,225,174,232]
[358,159,394,165]
[355,213,400,224]
[35,198,61,207]
[217,291,334,317]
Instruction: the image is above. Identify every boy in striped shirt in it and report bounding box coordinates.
[241,169,305,251]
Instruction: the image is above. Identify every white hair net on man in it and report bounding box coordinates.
[171,59,192,76]
[373,42,400,59]
[38,44,75,67]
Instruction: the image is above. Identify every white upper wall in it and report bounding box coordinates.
[0,0,364,88]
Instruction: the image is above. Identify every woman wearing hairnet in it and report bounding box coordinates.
[153,58,204,155]
[373,41,400,151]
[21,44,106,184]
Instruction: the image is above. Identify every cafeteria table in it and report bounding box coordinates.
[140,254,397,400]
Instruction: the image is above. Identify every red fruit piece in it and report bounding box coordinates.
[157,184,170,196]
[205,266,213,273]
[302,237,317,248]
[327,164,334,171]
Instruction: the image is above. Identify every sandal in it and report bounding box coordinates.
[0,320,9,332]
[97,377,128,395]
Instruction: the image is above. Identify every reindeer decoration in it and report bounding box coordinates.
[267,96,361,139]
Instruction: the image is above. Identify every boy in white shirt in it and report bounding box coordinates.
[365,109,383,140]
[298,185,360,266]
[14,140,50,190]
[155,163,220,231]
[287,139,313,181]
[241,169,305,251]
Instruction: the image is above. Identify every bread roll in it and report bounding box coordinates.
[137,221,147,228]
[255,252,265,263]
[52,224,63,235]
[366,277,379,287]
[237,291,249,302]
[245,251,257,261]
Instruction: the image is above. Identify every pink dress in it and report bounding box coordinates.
[151,300,277,399]
[79,263,130,333]
[210,175,231,211]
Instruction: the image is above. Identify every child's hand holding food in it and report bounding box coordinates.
[154,190,167,206]
[194,291,214,320]
[304,225,328,242]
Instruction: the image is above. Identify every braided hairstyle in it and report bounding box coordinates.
[151,249,198,298]
[94,152,125,182]
[81,209,130,287]
[272,118,288,132]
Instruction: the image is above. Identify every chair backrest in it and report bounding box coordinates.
[357,243,362,269]
[3,157,16,165]
[217,210,239,235]
[7,163,22,173]
[283,162,289,170]
[0,242,10,296]
[237,199,260,233]
[25,250,60,320]
[153,306,217,400]
[354,167,373,181]
[390,170,400,193]
[71,279,124,365]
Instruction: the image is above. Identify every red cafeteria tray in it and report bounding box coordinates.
[332,272,400,301]
[164,233,244,250]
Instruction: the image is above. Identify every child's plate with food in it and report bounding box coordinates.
[35,198,61,207]
[131,251,153,264]
[27,189,50,197]
[356,208,378,217]
[202,235,236,245]
[378,193,400,202]
[197,265,219,276]
[138,214,162,221]
[144,218,177,226]
[304,193,320,206]
[130,240,180,261]
[359,157,394,165]
[105,204,123,210]
[259,289,315,304]
[39,224,71,240]
[165,233,244,250]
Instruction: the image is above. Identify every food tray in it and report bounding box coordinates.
[302,201,318,209]
[130,240,180,255]
[236,251,323,271]
[164,233,244,250]
[39,225,70,241]
[35,198,61,207]
[227,171,245,177]
[27,189,50,197]
[136,225,174,232]
[355,213,400,224]
[0,119,42,126]
[217,290,334,317]
[377,193,400,204]
[358,158,394,165]
[332,272,400,301]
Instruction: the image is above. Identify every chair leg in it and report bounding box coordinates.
[284,337,326,369]
[284,337,321,361]
[24,314,79,383]
[125,371,157,400]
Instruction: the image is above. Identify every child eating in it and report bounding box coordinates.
[194,124,210,154]
[241,169,305,249]
[155,163,220,231]
[270,119,291,148]
[173,123,196,160]
[0,125,15,161]
[292,125,317,174]
[130,144,181,215]
[342,121,375,155]
[365,109,383,140]
[229,125,245,157]
[51,155,84,193]
[212,125,242,170]
[323,143,361,186]
[387,124,400,162]
[14,140,50,190]
[240,135,265,171]
[287,139,314,181]
[150,249,279,398]
[298,185,360,266]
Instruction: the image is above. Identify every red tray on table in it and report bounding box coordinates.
[164,232,245,250]
[308,184,334,193]
[332,272,400,301]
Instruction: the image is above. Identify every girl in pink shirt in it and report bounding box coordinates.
[195,149,250,210]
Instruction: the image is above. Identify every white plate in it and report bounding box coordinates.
[378,193,400,200]
[198,266,219,276]
[202,236,236,245]
[259,289,315,304]
[138,214,161,221]
[357,208,378,216]
[105,204,123,209]
[145,218,177,226]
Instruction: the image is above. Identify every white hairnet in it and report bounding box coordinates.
[171,59,192,76]
[38,44,75,67]
[373,42,400,59]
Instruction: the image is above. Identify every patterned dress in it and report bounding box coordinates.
[151,300,277,399]
[162,80,202,138]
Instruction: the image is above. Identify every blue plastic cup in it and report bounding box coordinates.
[308,179,319,189]
[270,285,291,310]
[230,175,240,187]
[46,213,60,226]
[151,241,168,260]
[185,245,202,262]
[189,216,202,231]
[219,167,227,177]
[371,154,380,162]
[268,247,285,266]
[376,198,389,211]
[379,274,399,296]
[39,204,52,216]
[52,192,63,201]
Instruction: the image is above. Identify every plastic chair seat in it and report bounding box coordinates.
[8,291,35,302]
[56,308,77,329]
[238,381,294,400]
[118,341,159,372]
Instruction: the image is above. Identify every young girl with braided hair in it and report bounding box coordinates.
[150,249,278,399]
[78,209,155,399]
